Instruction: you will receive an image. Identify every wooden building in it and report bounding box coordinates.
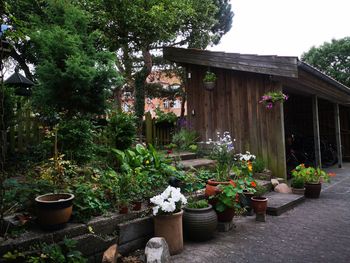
[164,47,350,178]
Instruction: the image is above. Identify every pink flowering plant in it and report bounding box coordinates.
[150,186,187,216]
[259,91,288,109]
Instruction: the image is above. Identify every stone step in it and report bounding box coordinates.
[179,158,216,170]
[266,191,305,216]
[168,152,197,161]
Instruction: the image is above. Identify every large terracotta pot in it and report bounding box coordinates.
[304,183,321,198]
[205,179,230,197]
[183,205,217,241]
[251,196,268,214]
[35,193,74,230]
[154,210,184,255]
[216,207,235,222]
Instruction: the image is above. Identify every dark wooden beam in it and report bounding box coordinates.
[334,103,343,168]
[164,47,298,78]
[312,95,322,167]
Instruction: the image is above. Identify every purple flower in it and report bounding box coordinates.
[266,102,273,109]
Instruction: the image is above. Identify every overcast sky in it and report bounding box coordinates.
[210,0,350,58]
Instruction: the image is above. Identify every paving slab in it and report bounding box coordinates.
[168,152,197,161]
[266,191,305,216]
[179,158,215,170]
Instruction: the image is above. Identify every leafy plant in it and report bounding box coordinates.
[107,110,137,150]
[252,158,265,173]
[154,107,177,124]
[291,176,305,189]
[214,181,243,212]
[253,184,268,197]
[171,129,199,151]
[259,91,288,109]
[2,238,87,262]
[186,199,209,209]
[57,118,96,164]
[208,131,235,181]
[291,164,335,184]
[203,71,217,82]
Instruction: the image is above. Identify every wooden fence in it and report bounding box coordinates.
[144,112,174,146]
[7,107,42,154]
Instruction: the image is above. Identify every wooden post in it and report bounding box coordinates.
[145,112,153,145]
[334,103,343,168]
[312,95,321,167]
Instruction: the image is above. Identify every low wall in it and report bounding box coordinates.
[0,209,154,263]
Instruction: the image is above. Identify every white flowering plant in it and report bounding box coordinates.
[235,151,256,162]
[207,131,236,182]
[150,186,187,216]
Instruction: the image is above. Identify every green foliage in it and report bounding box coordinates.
[171,129,199,151]
[113,144,180,199]
[186,199,209,209]
[70,176,111,221]
[214,183,243,213]
[107,110,137,150]
[302,37,350,87]
[30,0,121,117]
[253,184,268,197]
[2,238,87,262]
[57,118,96,164]
[291,176,305,189]
[291,164,333,184]
[253,158,265,173]
[154,107,177,124]
[203,71,217,82]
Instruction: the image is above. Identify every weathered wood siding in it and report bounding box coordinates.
[186,65,286,178]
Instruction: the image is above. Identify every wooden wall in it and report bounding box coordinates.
[186,65,286,178]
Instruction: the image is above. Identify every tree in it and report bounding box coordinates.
[78,0,233,130]
[301,37,350,87]
[28,0,122,118]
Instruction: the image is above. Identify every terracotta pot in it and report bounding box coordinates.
[203,81,215,91]
[216,207,235,222]
[183,205,217,241]
[132,201,142,211]
[251,196,268,214]
[305,183,321,198]
[35,193,74,230]
[205,179,230,197]
[154,210,183,255]
[119,205,129,214]
[292,187,306,195]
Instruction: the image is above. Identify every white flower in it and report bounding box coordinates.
[150,186,187,216]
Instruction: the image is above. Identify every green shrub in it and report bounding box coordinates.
[253,158,265,173]
[171,129,198,151]
[58,118,95,164]
[154,107,177,124]
[107,110,137,150]
[187,199,209,209]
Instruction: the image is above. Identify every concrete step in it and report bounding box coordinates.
[179,158,216,170]
[266,191,305,216]
[168,151,197,161]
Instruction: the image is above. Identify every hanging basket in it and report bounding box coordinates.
[203,81,215,91]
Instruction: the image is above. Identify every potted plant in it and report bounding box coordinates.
[35,192,75,230]
[205,131,235,197]
[150,186,187,255]
[212,181,244,222]
[259,90,288,109]
[182,172,217,241]
[291,170,305,195]
[292,164,335,198]
[251,184,268,215]
[116,171,133,214]
[34,128,76,230]
[252,157,272,180]
[183,199,217,241]
[203,71,217,91]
